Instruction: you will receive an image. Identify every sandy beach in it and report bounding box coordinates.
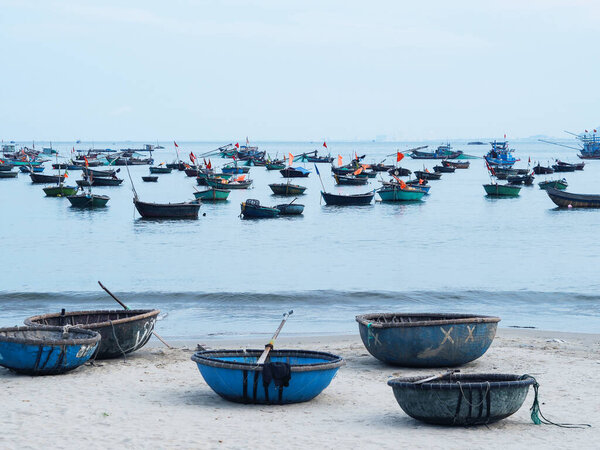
[1,328,598,449]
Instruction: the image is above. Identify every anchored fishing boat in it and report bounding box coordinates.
[134,198,201,219]
[506,173,534,185]
[410,144,463,159]
[19,165,44,173]
[0,326,100,375]
[333,174,369,186]
[275,202,304,215]
[207,177,252,189]
[30,172,65,184]
[269,183,307,196]
[194,187,231,201]
[240,199,280,218]
[538,179,568,191]
[533,163,554,174]
[321,191,374,206]
[484,140,519,167]
[67,192,110,207]
[388,373,535,425]
[266,162,286,170]
[149,166,172,174]
[433,165,455,173]
[546,187,600,208]
[356,313,500,367]
[142,176,158,182]
[413,170,442,180]
[25,309,160,360]
[0,171,18,178]
[280,167,311,178]
[483,183,521,197]
[377,185,426,202]
[442,160,470,169]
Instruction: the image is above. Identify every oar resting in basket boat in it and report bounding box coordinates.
[257,310,294,364]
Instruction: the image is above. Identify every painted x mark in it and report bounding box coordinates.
[441,326,454,344]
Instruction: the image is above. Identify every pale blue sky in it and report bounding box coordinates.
[1,0,598,141]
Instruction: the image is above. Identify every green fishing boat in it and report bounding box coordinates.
[149,166,172,174]
[377,186,425,202]
[266,163,286,170]
[538,178,568,191]
[193,188,231,201]
[483,183,521,197]
[43,185,78,197]
[269,183,307,196]
[67,193,110,207]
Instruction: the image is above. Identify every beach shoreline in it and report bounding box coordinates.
[2,328,599,449]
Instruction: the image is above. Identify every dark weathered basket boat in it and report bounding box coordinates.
[321,191,374,206]
[356,313,500,367]
[388,373,535,425]
[134,199,201,219]
[387,167,412,176]
[546,187,600,208]
[413,170,442,180]
[0,163,15,171]
[142,175,158,182]
[240,199,280,218]
[0,171,18,178]
[149,166,172,174]
[275,203,304,215]
[331,166,356,176]
[30,173,65,184]
[538,179,567,191]
[0,326,100,375]
[83,168,117,178]
[442,160,470,169]
[191,349,344,404]
[533,164,554,175]
[506,174,534,186]
[90,177,123,186]
[280,167,311,178]
[371,163,394,172]
[552,162,577,172]
[67,193,110,207]
[333,174,369,186]
[25,309,160,360]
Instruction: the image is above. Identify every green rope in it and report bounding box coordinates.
[521,375,591,429]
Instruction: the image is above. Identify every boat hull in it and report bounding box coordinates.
[546,187,600,208]
[149,166,172,174]
[538,180,567,191]
[483,184,521,197]
[356,313,500,367]
[43,185,78,197]
[191,349,344,404]
[240,202,280,218]
[194,188,231,201]
[67,194,110,207]
[269,183,307,196]
[378,188,425,202]
[0,171,18,178]
[134,200,201,219]
[25,310,159,360]
[321,191,374,206]
[275,203,304,215]
[30,173,65,184]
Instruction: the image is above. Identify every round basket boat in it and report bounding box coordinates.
[191,349,344,405]
[25,309,160,359]
[0,326,100,375]
[388,373,535,425]
[356,313,500,367]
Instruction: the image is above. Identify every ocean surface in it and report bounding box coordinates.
[1,139,599,337]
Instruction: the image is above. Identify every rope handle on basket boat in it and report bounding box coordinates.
[521,375,591,429]
[413,369,459,385]
[97,281,172,349]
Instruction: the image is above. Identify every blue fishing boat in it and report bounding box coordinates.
[275,203,304,215]
[191,349,344,404]
[0,326,100,375]
[356,313,500,367]
[388,373,535,426]
[19,165,45,173]
[484,141,519,167]
[222,164,250,174]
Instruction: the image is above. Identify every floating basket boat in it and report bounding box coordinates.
[191,349,344,405]
[0,326,100,375]
[25,309,160,359]
[387,373,535,425]
[356,313,500,367]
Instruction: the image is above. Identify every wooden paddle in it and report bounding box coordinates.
[413,369,459,385]
[257,310,293,365]
[98,281,172,349]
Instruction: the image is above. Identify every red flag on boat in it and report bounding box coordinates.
[64,170,69,178]
[235,143,240,149]
[528,156,531,163]
[353,167,363,175]
[504,134,506,139]
[288,153,294,166]
[83,156,89,168]
[595,129,597,133]
[323,142,327,148]
[337,155,343,167]
[189,152,196,162]
[207,159,212,169]
[585,130,589,133]
[174,141,179,147]
[397,151,404,162]
[400,179,407,189]
[418,178,424,185]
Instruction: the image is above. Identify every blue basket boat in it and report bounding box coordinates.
[356,313,500,367]
[388,373,535,425]
[0,326,100,375]
[191,349,344,404]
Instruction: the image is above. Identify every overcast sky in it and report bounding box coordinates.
[1,0,598,141]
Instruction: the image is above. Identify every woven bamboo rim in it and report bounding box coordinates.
[25,309,160,330]
[0,325,101,346]
[388,373,534,390]
[356,313,500,329]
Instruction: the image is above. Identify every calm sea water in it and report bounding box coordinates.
[1,139,599,336]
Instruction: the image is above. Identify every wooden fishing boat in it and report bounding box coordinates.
[25,309,160,360]
[0,326,100,375]
[413,170,441,180]
[30,173,65,184]
[191,349,344,404]
[433,165,455,173]
[410,143,463,159]
[377,186,425,202]
[483,183,521,197]
[52,163,81,170]
[266,162,286,170]
[83,167,118,178]
[546,187,600,208]
[275,203,304,215]
[552,163,576,172]
[193,187,231,201]
[356,170,377,178]
[207,178,252,189]
[76,179,92,187]
[303,155,333,163]
[134,198,201,219]
[0,171,18,178]
[387,167,411,177]
[67,193,110,207]
[333,174,369,186]
[370,163,395,172]
[19,165,45,173]
[538,179,567,191]
[222,164,250,174]
[166,161,187,170]
[331,166,356,176]
[269,183,307,196]
[506,174,534,185]
[356,313,500,367]
[532,163,554,174]
[149,166,172,174]
[280,167,311,178]
[0,163,15,171]
[240,199,280,218]
[387,373,535,425]
[184,167,201,177]
[142,176,158,182]
[89,177,123,186]
[43,185,78,197]
[321,191,374,206]
[442,160,470,169]
[557,160,584,171]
